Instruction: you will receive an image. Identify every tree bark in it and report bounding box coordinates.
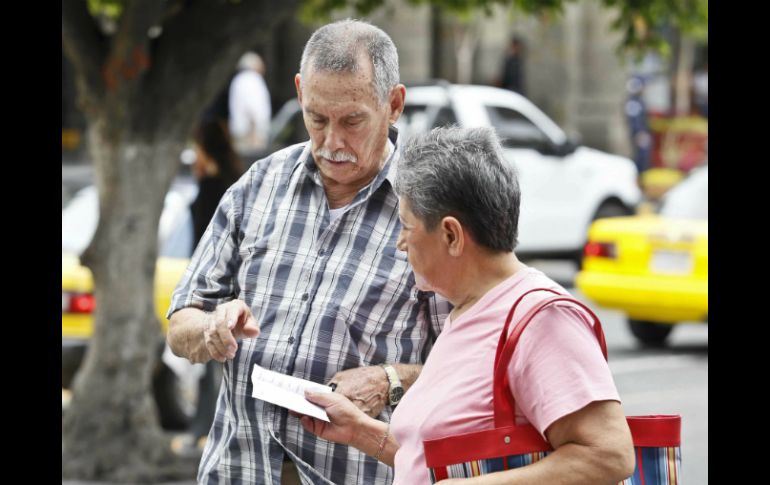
[62,119,191,481]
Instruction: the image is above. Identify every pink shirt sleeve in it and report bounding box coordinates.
[507,303,620,438]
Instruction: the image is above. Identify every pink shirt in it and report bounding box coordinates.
[390,266,620,484]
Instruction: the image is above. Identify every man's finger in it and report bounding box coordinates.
[207,343,227,363]
[223,304,238,331]
[214,319,237,356]
[208,335,229,361]
[235,312,260,338]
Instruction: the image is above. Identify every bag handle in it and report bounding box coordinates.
[492,289,608,428]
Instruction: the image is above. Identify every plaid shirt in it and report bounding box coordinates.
[168,128,449,484]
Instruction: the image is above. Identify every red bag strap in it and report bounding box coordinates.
[493,290,608,428]
[493,288,562,369]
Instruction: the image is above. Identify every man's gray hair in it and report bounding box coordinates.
[299,19,399,103]
[396,126,521,252]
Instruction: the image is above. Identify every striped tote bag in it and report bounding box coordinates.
[423,289,681,484]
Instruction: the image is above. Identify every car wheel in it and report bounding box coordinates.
[593,200,632,220]
[153,361,196,431]
[628,319,674,347]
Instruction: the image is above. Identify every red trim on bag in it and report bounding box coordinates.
[423,425,553,468]
[627,415,681,447]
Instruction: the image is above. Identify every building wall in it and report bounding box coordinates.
[469,1,631,156]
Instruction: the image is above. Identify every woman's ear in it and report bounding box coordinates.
[442,217,464,257]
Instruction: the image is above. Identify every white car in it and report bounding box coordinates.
[395,83,642,261]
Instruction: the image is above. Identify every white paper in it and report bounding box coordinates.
[250,364,333,422]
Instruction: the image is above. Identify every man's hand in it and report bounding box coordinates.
[204,300,260,362]
[328,366,389,418]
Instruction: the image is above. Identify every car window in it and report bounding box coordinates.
[432,107,458,128]
[485,106,550,150]
[398,104,432,137]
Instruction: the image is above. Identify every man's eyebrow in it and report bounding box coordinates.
[305,108,326,118]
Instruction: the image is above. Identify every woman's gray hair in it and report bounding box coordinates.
[299,19,399,104]
[396,126,521,252]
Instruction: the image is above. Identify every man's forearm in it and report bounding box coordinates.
[167,307,211,364]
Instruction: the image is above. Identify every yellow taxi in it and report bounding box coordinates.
[576,166,707,346]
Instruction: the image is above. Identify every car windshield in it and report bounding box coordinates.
[659,166,708,220]
[62,182,197,258]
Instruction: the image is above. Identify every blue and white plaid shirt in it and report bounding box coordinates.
[168,129,449,484]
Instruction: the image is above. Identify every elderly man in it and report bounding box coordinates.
[167,19,449,484]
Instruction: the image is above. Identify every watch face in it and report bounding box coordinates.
[390,387,404,405]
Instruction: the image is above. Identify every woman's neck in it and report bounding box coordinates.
[448,253,524,321]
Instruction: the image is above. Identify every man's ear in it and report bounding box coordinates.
[442,216,464,257]
[388,84,406,124]
[295,74,303,104]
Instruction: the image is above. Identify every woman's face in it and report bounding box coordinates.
[396,197,445,293]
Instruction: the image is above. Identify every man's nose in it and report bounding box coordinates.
[324,125,345,152]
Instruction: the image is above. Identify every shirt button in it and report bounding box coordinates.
[288,336,295,344]
[318,248,325,256]
[301,293,309,301]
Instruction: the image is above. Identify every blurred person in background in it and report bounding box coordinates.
[173,116,244,456]
[500,35,526,95]
[190,117,244,245]
[166,19,449,484]
[228,51,272,162]
[624,76,652,176]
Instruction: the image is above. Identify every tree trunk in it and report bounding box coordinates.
[59,1,305,480]
[61,115,194,481]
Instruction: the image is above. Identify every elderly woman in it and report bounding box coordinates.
[299,126,635,484]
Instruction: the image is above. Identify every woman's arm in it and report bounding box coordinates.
[439,400,635,485]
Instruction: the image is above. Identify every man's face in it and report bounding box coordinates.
[295,60,404,191]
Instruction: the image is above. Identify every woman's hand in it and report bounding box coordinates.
[299,390,369,447]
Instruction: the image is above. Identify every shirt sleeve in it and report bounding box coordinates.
[507,303,621,437]
[166,177,246,317]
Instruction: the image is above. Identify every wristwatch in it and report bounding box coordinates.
[381,364,404,406]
